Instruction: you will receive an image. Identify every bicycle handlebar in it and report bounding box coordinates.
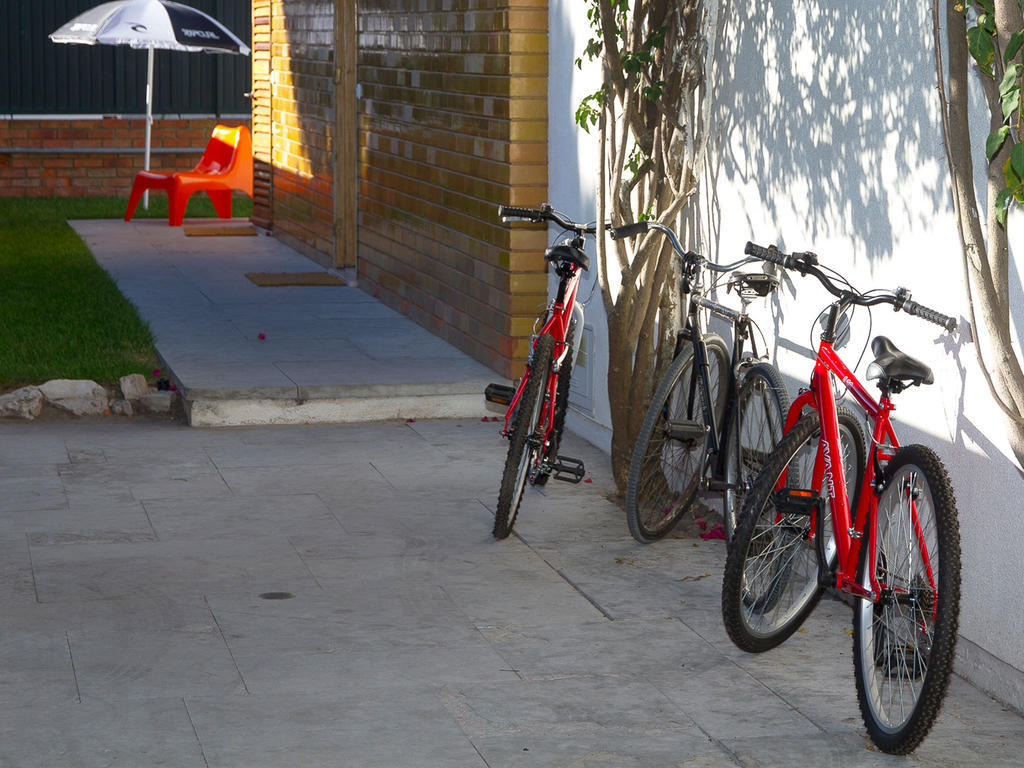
[610,219,756,272]
[744,241,957,333]
[609,221,651,239]
[497,204,598,234]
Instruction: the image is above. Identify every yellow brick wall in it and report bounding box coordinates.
[252,0,549,377]
[357,0,549,378]
[251,0,336,264]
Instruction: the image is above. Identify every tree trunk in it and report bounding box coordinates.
[937,0,1024,469]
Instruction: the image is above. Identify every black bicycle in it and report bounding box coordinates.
[616,221,790,543]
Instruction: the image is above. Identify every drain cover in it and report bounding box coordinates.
[258,591,294,600]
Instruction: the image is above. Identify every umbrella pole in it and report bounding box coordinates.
[143,43,154,209]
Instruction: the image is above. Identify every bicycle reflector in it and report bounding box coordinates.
[773,488,819,516]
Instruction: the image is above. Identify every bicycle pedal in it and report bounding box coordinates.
[772,488,820,516]
[664,419,707,441]
[485,383,515,405]
[548,455,586,483]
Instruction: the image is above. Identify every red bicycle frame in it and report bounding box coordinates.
[502,263,584,450]
[782,339,935,606]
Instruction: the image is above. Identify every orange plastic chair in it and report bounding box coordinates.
[124,124,254,226]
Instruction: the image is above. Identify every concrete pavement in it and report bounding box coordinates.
[70,219,502,427]
[2,217,1021,766]
[2,416,1023,767]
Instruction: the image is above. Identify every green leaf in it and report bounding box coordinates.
[1012,143,1024,178]
[1001,64,1022,120]
[987,126,1011,159]
[1004,156,1018,188]
[1002,88,1021,121]
[1006,157,1024,203]
[968,25,995,76]
[996,187,1013,227]
[1000,62,1020,91]
[1007,30,1024,63]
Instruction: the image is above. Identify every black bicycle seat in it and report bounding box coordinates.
[544,244,590,271]
[869,336,934,386]
[728,272,779,298]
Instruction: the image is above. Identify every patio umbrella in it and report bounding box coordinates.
[50,0,251,206]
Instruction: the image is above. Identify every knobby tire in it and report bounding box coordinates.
[722,410,866,652]
[493,333,554,539]
[625,335,730,543]
[852,445,960,754]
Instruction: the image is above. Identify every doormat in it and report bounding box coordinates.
[184,223,258,236]
[245,272,347,287]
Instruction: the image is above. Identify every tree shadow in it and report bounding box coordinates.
[704,3,947,263]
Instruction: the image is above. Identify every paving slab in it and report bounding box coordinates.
[70,219,505,426]
[2,418,1023,767]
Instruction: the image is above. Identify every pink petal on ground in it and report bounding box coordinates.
[699,523,726,540]
[257,332,266,340]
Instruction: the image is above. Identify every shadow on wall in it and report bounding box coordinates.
[705,3,1024,452]
[705,2,948,262]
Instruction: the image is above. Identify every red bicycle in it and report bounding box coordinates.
[485,204,600,539]
[721,243,961,754]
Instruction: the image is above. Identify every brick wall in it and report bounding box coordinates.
[0,117,251,198]
[357,0,549,379]
[251,0,549,378]
[250,0,337,266]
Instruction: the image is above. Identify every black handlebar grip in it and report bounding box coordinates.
[744,241,790,267]
[610,221,651,240]
[498,205,542,222]
[903,300,957,332]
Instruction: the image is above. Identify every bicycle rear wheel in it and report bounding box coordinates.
[722,362,790,542]
[494,333,554,539]
[853,445,960,754]
[625,335,730,542]
[722,409,865,652]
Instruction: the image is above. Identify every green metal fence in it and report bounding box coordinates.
[1,0,252,115]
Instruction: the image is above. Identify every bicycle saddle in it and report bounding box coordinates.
[868,336,934,386]
[544,244,590,271]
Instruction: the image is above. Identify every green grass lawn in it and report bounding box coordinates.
[0,195,253,390]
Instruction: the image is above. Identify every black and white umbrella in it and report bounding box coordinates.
[50,0,250,205]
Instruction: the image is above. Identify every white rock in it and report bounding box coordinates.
[0,386,44,420]
[119,373,149,401]
[39,379,108,417]
[110,399,134,416]
[39,379,105,400]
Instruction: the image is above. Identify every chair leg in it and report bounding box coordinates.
[124,179,146,222]
[206,189,233,219]
[168,185,190,227]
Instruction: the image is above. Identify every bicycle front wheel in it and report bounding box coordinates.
[494,333,554,539]
[625,335,730,543]
[853,445,960,755]
[722,410,865,652]
[723,362,790,542]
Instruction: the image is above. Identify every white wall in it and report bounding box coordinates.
[548,0,1024,711]
[547,0,610,452]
